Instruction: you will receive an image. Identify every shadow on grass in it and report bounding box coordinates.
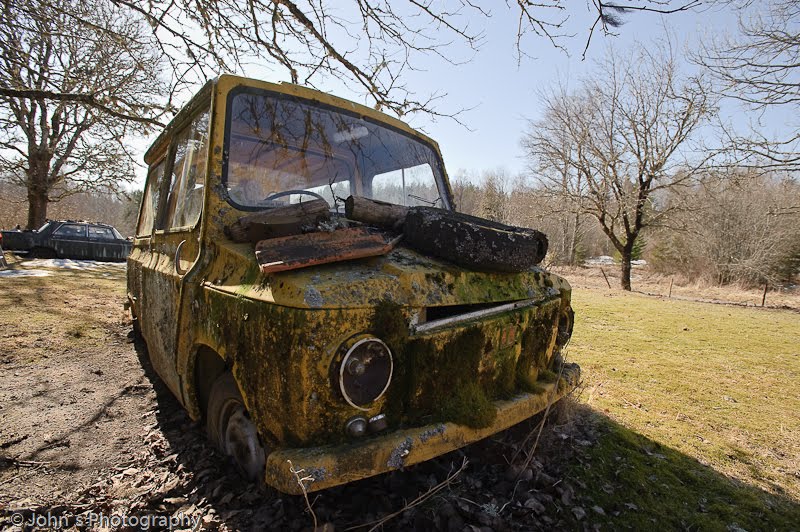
[550,404,800,531]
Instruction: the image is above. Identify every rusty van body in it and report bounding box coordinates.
[127,74,579,494]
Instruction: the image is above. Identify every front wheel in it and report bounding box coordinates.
[206,372,267,482]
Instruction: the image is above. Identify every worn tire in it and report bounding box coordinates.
[206,372,267,482]
[404,207,548,272]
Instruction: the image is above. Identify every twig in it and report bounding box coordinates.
[11,459,50,467]
[345,457,468,531]
[287,460,318,530]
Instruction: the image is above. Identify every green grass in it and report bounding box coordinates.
[564,288,800,528]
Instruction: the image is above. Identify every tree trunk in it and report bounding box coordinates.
[561,212,571,264]
[26,152,52,230]
[26,187,48,230]
[227,199,330,243]
[620,245,633,291]
[568,209,580,265]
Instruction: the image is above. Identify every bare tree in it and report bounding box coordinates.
[696,1,800,171]
[478,169,510,223]
[1,1,702,122]
[522,44,715,290]
[0,0,704,229]
[0,0,165,228]
[450,177,482,216]
[650,170,800,286]
[520,113,591,265]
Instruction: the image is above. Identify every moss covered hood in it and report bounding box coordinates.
[210,242,570,309]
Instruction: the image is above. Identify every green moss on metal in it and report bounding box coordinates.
[517,373,546,395]
[490,349,518,400]
[372,302,498,429]
[371,299,563,430]
[372,300,410,348]
[538,368,558,383]
[440,381,497,428]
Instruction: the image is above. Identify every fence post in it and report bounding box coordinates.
[600,268,611,289]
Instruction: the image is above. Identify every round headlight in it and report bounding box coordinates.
[339,337,393,410]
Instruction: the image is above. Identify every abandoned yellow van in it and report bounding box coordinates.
[127,74,579,494]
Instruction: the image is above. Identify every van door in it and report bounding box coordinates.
[137,108,209,400]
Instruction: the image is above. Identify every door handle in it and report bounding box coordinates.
[175,240,188,276]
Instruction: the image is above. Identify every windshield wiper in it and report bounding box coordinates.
[408,194,441,206]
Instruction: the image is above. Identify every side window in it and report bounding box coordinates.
[137,161,165,236]
[163,110,209,229]
[53,224,87,238]
[89,226,116,240]
[370,163,441,207]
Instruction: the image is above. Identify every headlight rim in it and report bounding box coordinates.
[338,336,393,411]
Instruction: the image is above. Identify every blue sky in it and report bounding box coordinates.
[132,3,780,187]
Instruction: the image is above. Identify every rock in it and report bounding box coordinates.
[524,497,546,515]
[533,471,555,488]
[572,507,586,521]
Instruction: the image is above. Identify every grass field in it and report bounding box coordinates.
[565,287,800,529]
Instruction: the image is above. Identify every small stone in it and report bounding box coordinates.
[572,507,586,521]
[524,497,545,514]
[534,471,555,488]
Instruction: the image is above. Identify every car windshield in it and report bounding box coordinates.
[223,89,448,211]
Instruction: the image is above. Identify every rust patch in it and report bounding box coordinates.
[255,227,401,273]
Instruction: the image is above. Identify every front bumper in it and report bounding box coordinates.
[264,363,581,494]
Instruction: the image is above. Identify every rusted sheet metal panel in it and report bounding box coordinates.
[263,363,581,494]
[254,227,402,274]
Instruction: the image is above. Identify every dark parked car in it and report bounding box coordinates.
[0,221,132,262]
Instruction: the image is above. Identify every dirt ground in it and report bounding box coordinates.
[0,260,599,531]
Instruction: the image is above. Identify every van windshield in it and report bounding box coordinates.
[223,88,448,211]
